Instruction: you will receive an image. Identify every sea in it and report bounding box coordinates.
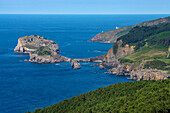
[0,14,169,113]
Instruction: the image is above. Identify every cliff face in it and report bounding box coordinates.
[130,69,169,80]
[14,35,71,63]
[101,40,170,80]
[89,16,170,43]
[102,40,135,67]
[14,35,59,53]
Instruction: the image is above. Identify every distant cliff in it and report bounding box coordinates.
[14,35,71,63]
[89,16,170,43]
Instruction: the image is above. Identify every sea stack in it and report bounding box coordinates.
[71,60,81,69]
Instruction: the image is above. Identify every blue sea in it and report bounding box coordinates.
[0,14,169,113]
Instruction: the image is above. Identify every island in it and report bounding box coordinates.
[14,35,101,69]
[14,35,71,63]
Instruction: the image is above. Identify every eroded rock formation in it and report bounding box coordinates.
[14,35,71,63]
[102,40,135,67]
[71,60,81,69]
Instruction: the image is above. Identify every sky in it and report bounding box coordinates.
[0,0,170,14]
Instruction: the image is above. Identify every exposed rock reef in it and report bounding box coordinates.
[89,16,170,43]
[14,35,71,63]
[71,60,81,69]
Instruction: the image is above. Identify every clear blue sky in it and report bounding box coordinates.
[0,0,170,14]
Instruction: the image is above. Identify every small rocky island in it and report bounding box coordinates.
[14,35,71,63]
[14,35,102,69]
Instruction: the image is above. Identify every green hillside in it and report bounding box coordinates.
[90,16,170,43]
[27,79,170,113]
[116,22,170,73]
[119,31,170,73]
[117,23,170,46]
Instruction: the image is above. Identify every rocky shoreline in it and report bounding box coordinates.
[92,40,170,80]
[14,35,170,81]
[14,35,103,69]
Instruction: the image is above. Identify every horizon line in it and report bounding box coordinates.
[0,13,170,15]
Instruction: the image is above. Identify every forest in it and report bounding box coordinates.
[27,79,170,113]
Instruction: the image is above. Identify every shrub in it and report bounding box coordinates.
[113,43,118,55]
[144,60,167,69]
[119,58,134,63]
[37,46,51,56]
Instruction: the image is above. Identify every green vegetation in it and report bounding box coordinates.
[117,23,170,73]
[119,44,167,62]
[114,26,134,37]
[113,43,118,55]
[27,79,170,113]
[98,26,134,42]
[144,60,167,69]
[119,58,134,63]
[167,46,170,59]
[118,23,170,48]
[37,46,51,56]
[147,31,170,40]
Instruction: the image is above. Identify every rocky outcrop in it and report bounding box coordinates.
[107,60,170,80]
[99,65,105,69]
[14,35,71,63]
[89,16,170,43]
[108,63,132,75]
[71,60,81,69]
[102,40,135,67]
[130,69,169,80]
[14,35,59,53]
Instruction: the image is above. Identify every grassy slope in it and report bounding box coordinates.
[97,26,133,42]
[28,79,170,113]
[147,31,170,40]
[91,16,170,43]
[119,31,170,73]
[121,44,167,62]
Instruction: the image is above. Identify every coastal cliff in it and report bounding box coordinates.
[102,40,135,67]
[98,18,170,80]
[89,16,170,43]
[14,35,71,63]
